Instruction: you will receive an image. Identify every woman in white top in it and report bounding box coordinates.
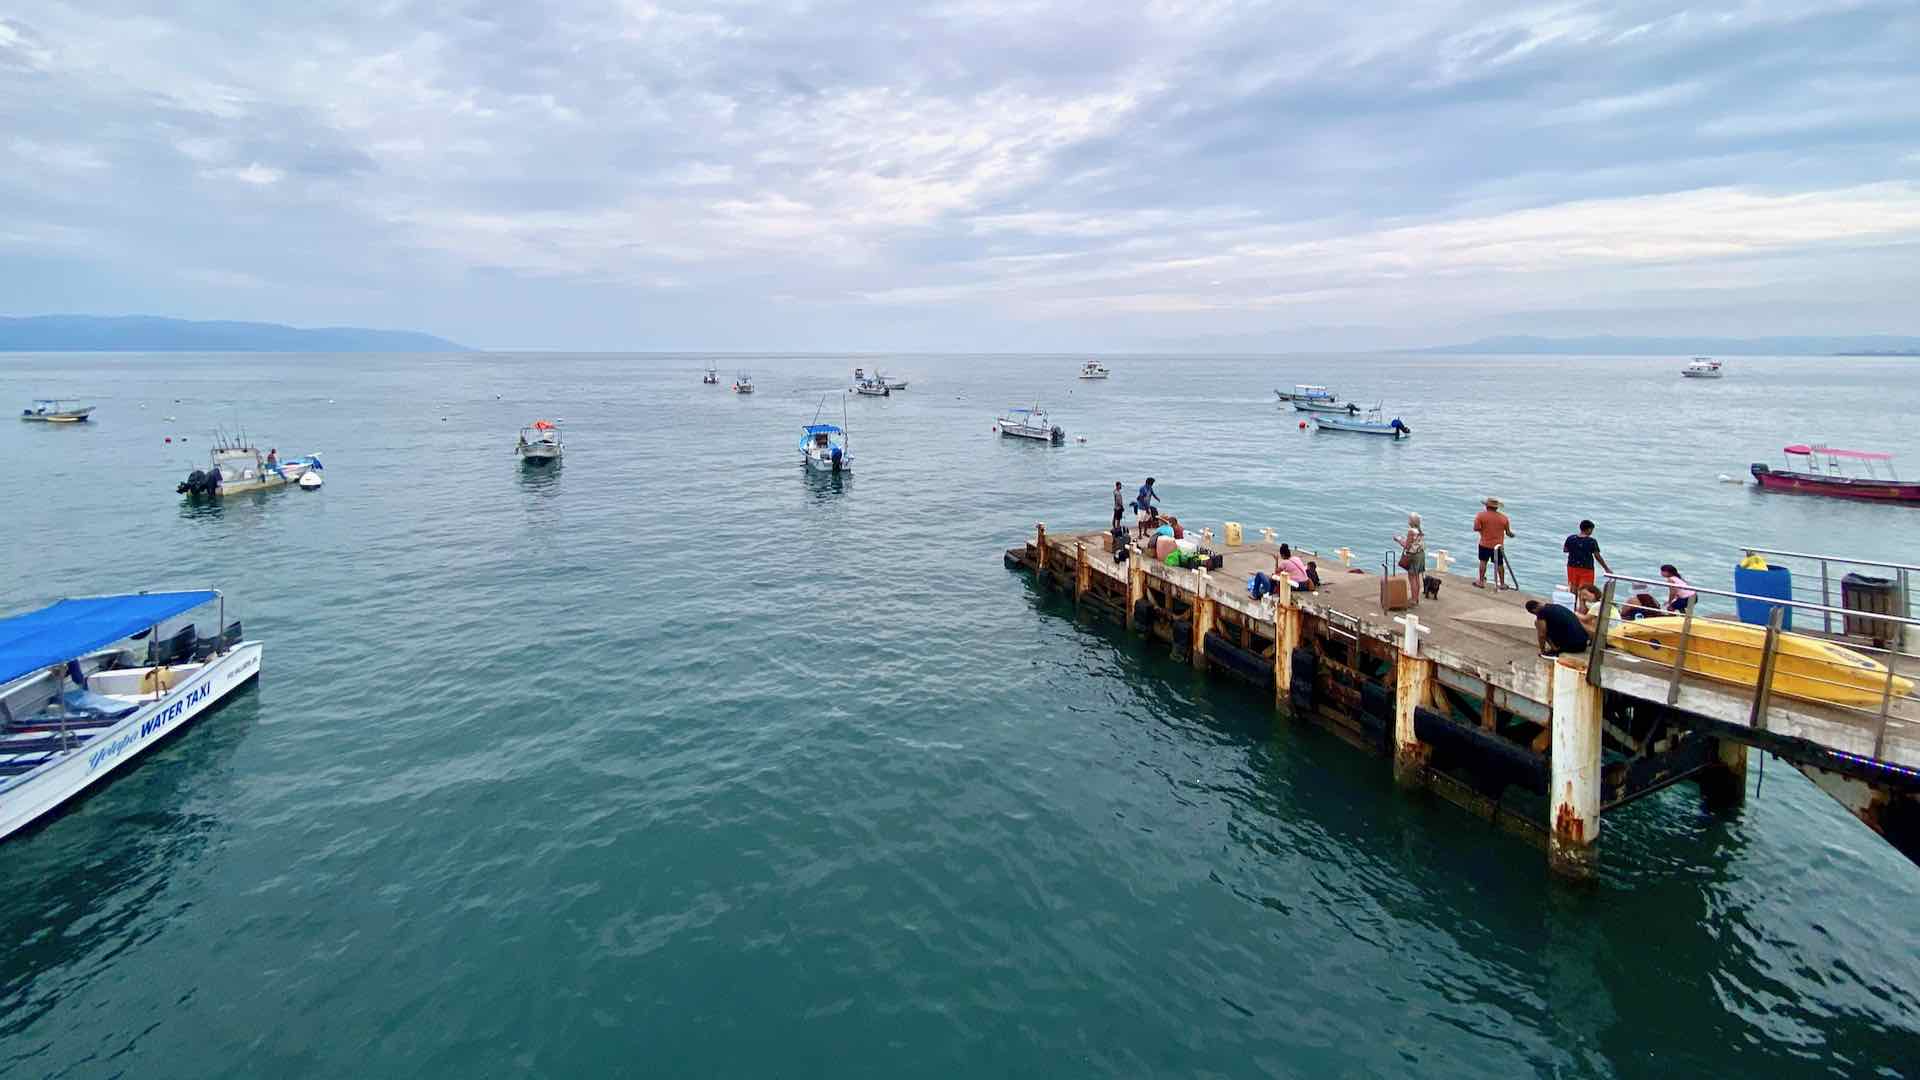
[1395,512,1427,607]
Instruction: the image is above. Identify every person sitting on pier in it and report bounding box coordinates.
[1661,564,1695,612]
[1527,599,1590,656]
[1573,584,1614,633]
[1620,591,1663,621]
[1274,544,1313,592]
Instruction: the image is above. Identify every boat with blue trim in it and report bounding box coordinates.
[20,398,93,423]
[0,590,261,842]
[800,397,853,473]
[1311,410,1412,438]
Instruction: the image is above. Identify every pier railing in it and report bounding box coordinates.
[1736,546,1916,638]
[1587,574,1920,763]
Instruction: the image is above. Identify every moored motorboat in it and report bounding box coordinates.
[1274,384,1335,404]
[702,363,719,385]
[516,420,562,463]
[997,405,1064,444]
[852,373,890,396]
[1750,445,1920,504]
[877,371,908,390]
[1078,360,1110,379]
[20,399,93,423]
[1682,356,1723,378]
[733,373,755,394]
[1312,410,1411,438]
[176,435,304,497]
[0,589,262,843]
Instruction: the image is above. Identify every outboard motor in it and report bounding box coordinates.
[178,468,207,495]
[830,446,843,472]
[1749,462,1769,480]
[1050,425,1065,443]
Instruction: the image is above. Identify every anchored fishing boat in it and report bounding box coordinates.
[852,374,890,397]
[0,590,261,842]
[1078,360,1111,379]
[1681,356,1724,378]
[732,373,755,394]
[176,434,308,497]
[1312,409,1411,438]
[997,405,1064,444]
[1291,395,1363,415]
[1273,384,1335,404]
[702,363,719,385]
[1750,445,1920,504]
[515,420,562,463]
[879,373,908,390]
[19,399,93,423]
[800,397,852,473]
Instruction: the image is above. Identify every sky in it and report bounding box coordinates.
[2,1,1918,351]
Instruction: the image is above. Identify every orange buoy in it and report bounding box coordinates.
[1298,421,1306,430]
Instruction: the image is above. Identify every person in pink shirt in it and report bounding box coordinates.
[1273,544,1313,591]
[1660,564,1695,612]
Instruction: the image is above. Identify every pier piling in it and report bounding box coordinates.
[1550,657,1603,878]
[1393,614,1433,787]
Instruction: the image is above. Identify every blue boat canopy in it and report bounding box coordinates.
[0,591,216,685]
[802,424,843,435]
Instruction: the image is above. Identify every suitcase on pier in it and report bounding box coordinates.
[1381,574,1412,612]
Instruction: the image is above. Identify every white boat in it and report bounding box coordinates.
[1274,384,1335,403]
[997,405,1064,444]
[877,371,908,390]
[0,590,262,843]
[516,420,562,463]
[298,471,324,490]
[1311,408,1412,438]
[1078,360,1110,379]
[176,434,305,497]
[852,377,890,397]
[733,373,755,394]
[1682,356,1723,378]
[20,398,93,423]
[702,364,719,385]
[800,397,852,473]
[1292,397,1363,415]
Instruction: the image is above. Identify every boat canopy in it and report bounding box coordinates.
[531,420,556,430]
[1785,444,1893,461]
[0,591,216,685]
[802,424,843,435]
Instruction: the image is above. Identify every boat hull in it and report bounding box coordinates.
[1751,466,1920,504]
[518,447,562,463]
[1291,400,1360,414]
[1680,371,1722,379]
[1609,618,1912,706]
[999,427,1062,443]
[1312,416,1408,437]
[0,643,262,842]
[21,413,91,423]
[801,450,850,472]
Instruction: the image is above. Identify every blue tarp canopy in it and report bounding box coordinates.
[802,424,843,434]
[0,591,216,685]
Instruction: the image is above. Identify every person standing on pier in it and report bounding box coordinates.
[1562,519,1612,592]
[1112,481,1125,530]
[1472,497,1514,589]
[1133,477,1160,534]
[1395,512,1426,607]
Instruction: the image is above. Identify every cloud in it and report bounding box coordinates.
[0,0,1917,349]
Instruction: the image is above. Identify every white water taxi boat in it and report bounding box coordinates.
[0,590,261,843]
[1681,356,1723,378]
[1078,361,1110,379]
[516,420,562,463]
[733,373,756,394]
[20,399,94,423]
[177,435,311,497]
[1274,384,1336,404]
[997,405,1064,444]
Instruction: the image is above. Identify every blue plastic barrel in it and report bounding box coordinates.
[1734,564,1793,630]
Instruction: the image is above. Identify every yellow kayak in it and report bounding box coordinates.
[1609,616,1913,707]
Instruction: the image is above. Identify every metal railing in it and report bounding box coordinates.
[1738,546,1914,638]
[1585,573,1920,763]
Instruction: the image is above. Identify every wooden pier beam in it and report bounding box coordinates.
[1074,542,1090,604]
[1125,553,1145,631]
[1272,577,1298,704]
[1191,579,1216,670]
[1393,614,1432,786]
[1549,656,1603,879]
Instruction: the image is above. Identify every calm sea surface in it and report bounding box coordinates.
[1,351,1916,1077]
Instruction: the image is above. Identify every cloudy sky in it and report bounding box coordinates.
[3,1,1918,350]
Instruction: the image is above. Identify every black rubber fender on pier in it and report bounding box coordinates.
[1288,647,1316,713]
[1203,633,1274,690]
[1004,551,1022,570]
[1133,599,1156,630]
[1413,708,1550,796]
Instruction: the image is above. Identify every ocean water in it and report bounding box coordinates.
[0,351,1916,1078]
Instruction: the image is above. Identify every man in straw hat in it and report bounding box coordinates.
[1472,497,1514,590]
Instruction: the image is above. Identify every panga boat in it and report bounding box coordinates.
[1291,395,1363,415]
[1749,445,1919,504]
[20,399,93,423]
[702,364,719,385]
[1609,616,1913,707]
[1681,356,1723,378]
[177,435,307,497]
[1273,384,1335,403]
[997,405,1064,444]
[516,420,562,463]
[1078,360,1111,379]
[732,373,755,394]
[0,590,261,842]
[879,373,908,390]
[1312,410,1411,438]
[852,373,891,397]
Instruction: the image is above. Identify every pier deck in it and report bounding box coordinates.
[1007,524,1920,876]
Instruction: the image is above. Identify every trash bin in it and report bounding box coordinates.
[1840,573,1900,644]
[1734,564,1793,630]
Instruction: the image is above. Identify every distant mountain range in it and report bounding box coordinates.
[1415,334,1920,356]
[0,315,469,352]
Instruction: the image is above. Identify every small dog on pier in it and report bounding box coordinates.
[1422,575,1443,600]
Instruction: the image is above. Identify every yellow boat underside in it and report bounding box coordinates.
[1609,616,1914,707]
